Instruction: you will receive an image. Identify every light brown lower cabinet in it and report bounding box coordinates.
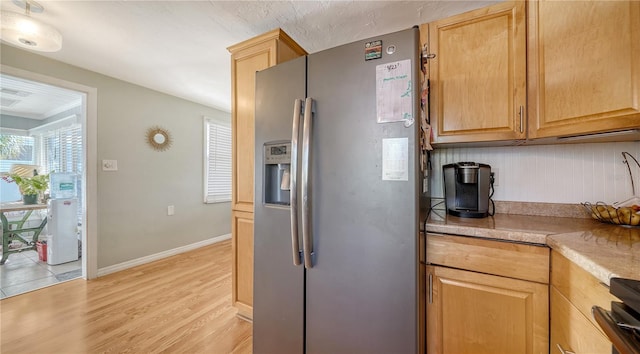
[426,265,549,354]
[425,233,550,354]
[424,236,619,354]
[550,287,612,354]
[231,210,254,320]
[550,251,618,354]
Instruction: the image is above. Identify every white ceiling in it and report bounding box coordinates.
[0,73,83,119]
[0,0,498,114]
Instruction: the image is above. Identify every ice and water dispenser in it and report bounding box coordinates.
[263,142,291,206]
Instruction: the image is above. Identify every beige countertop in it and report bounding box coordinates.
[425,209,640,285]
[547,229,640,285]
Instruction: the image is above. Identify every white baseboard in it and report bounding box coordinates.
[97,233,231,277]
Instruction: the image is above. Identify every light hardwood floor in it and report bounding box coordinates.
[0,240,253,353]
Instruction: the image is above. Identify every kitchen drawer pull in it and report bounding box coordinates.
[556,343,576,354]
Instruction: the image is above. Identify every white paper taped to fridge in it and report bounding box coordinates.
[382,138,408,181]
[376,59,413,124]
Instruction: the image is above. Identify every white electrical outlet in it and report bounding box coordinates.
[492,168,499,186]
[167,205,175,216]
[102,159,118,171]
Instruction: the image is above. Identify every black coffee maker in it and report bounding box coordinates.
[443,162,492,218]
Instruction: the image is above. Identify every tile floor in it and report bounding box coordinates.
[0,250,81,299]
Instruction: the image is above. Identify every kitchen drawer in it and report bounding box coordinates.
[426,233,550,283]
[551,286,612,354]
[551,251,619,333]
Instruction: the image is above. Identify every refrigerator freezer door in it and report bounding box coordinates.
[253,56,306,354]
[305,28,420,354]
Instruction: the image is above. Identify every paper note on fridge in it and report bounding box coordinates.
[376,59,413,124]
[382,138,408,181]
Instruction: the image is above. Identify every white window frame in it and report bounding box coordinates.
[203,116,232,203]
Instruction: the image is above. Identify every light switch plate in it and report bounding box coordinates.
[102,159,118,171]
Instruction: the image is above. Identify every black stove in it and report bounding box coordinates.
[592,278,640,354]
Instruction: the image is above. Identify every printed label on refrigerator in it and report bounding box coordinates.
[382,138,408,181]
[376,59,413,124]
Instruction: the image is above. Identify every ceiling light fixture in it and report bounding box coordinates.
[0,0,62,52]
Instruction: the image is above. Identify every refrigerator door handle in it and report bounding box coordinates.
[301,97,314,269]
[290,99,302,266]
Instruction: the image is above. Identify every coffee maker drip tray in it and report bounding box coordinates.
[448,208,488,218]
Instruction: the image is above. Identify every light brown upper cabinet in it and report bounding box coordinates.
[425,1,527,144]
[228,29,307,214]
[528,0,640,139]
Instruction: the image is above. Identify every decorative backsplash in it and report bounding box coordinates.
[430,141,640,205]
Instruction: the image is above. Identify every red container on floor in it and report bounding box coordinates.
[36,241,47,262]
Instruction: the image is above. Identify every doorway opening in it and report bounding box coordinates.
[0,68,97,298]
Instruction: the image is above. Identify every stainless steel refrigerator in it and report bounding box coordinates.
[254,27,423,354]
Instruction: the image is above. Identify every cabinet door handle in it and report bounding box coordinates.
[519,105,524,133]
[428,273,433,304]
[556,344,576,354]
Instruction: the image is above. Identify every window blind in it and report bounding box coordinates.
[38,123,83,224]
[204,117,232,203]
[39,124,83,176]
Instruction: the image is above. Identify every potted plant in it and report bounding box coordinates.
[2,173,49,204]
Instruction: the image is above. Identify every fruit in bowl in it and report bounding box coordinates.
[611,206,640,226]
[584,202,640,226]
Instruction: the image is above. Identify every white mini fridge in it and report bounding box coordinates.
[47,198,79,265]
